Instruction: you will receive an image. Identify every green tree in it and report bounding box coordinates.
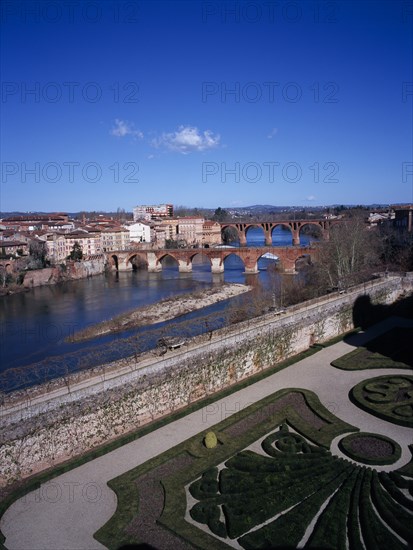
[29,240,48,267]
[68,242,83,260]
[212,207,229,222]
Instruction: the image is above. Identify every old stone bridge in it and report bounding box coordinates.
[107,246,318,274]
[220,219,335,246]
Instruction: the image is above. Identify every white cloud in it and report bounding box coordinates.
[306,195,316,201]
[267,128,278,139]
[110,119,143,139]
[153,125,220,153]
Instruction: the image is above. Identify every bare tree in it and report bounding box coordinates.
[316,219,380,289]
[377,225,413,272]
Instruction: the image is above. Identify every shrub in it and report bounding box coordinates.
[204,431,218,449]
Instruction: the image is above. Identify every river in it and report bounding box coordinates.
[0,227,316,391]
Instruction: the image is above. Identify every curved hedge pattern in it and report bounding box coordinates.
[188,425,413,549]
[350,375,413,428]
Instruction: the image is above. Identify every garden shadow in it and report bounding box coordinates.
[352,292,413,330]
[345,293,413,367]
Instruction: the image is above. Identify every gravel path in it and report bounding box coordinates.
[1,316,412,550]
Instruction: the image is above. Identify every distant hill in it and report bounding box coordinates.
[1,203,403,220]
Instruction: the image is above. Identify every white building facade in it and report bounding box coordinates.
[125,222,152,243]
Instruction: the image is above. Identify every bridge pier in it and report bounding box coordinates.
[239,230,247,246]
[278,257,297,274]
[243,262,259,274]
[178,259,192,273]
[210,257,224,273]
[147,252,162,272]
[118,257,132,271]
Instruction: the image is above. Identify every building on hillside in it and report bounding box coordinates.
[0,229,32,243]
[124,222,153,243]
[201,220,222,246]
[392,205,413,232]
[158,217,222,247]
[153,226,167,248]
[133,203,173,221]
[176,217,205,246]
[159,218,179,243]
[64,230,102,257]
[1,213,70,232]
[0,241,29,257]
[100,227,130,251]
[367,211,391,228]
[45,233,67,263]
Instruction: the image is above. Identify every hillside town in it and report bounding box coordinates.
[0,204,225,264]
[1,203,412,265]
[0,203,412,295]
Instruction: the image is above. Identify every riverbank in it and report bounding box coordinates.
[67,283,252,342]
[0,257,106,297]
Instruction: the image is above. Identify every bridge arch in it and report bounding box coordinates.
[158,252,195,273]
[126,252,149,271]
[270,223,294,245]
[221,224,241,245]
[157,252,179,266]
[108,254,119,271]
[294,253,313,270]
[244,224,266,245]
[189,251,213,270]
[105,244,319,274]
[298,221,323,240]
[222,251,246,271]
[220,219,339,246]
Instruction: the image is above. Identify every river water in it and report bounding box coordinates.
[0,227,315,390]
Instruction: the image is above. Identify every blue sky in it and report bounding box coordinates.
[1,0,412,212]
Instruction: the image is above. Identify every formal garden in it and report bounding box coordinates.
[95,322,413,550]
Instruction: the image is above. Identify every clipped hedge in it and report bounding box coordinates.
[347,468,365,550]
[240,465,353,549]
[222,458,349,540]
[338,432,401,466]
[306,468,358,550]
[93,373,413,550]
[379,472,413,511]
[350,375,413,428]
[189,467,219,500]
[359,470,406,550]
[371,471,413,545]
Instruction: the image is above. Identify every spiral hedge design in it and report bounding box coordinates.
[350,375,413,428]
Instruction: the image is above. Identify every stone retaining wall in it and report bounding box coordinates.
[22,257,106,288]
[0,274,411,487]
